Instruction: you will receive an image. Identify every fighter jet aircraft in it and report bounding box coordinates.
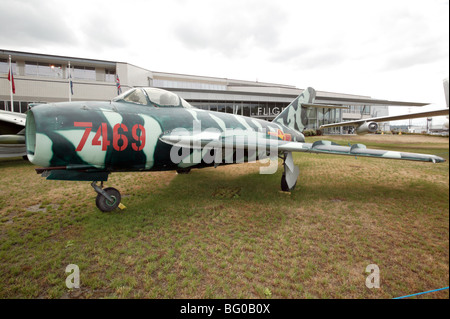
[320,78,450,134]
[319,107,449,134]
[24,87,446,212]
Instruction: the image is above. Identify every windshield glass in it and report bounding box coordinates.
[143,88,181,107]
[180,97,194,109]
[113,88,195,108]
[113,88,148,105]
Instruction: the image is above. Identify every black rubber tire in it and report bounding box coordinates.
[96,187,121,212]
[281,174,297,192]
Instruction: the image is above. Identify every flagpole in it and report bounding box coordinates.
[68,61,72,102]
[9,55,13,112]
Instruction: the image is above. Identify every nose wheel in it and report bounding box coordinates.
[91,182,125,212]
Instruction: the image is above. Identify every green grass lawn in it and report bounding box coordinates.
[0,134,448,299]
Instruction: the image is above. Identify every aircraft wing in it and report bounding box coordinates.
[277,140,445,163]
[160,132,446,163]
[0,110,26,128]
[0,111,27,158]
[320,108,449,129]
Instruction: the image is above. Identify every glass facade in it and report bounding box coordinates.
[154,79,227,91]
[188,100,290,117]
[72,66,96,81]
[0,59,16,74]
[347,104,371,115]
[2,58,115,82]
[105,69,116,82]
[25,62,64,78]
[0,100,41,113]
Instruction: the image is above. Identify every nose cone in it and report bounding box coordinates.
[432,155,446,163]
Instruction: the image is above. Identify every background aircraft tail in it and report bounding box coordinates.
[443,77,449,108]
[273,87,316,132]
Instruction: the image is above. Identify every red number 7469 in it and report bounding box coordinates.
[74,122,146,152]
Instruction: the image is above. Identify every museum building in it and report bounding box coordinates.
[1,49,395,134]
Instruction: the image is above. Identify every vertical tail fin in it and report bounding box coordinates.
[274,87,316,132]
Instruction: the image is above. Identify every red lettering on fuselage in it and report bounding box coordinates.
[74,122,146,152]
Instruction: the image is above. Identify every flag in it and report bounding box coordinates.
[8,66,15,94]
[69,73,73,95]
[116,74,122,95]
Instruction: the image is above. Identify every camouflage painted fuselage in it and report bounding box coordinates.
[26,99,301,175]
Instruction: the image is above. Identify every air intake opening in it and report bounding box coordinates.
[25,110,36,158]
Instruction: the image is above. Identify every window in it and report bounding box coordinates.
[72,66,96,81]
[361,105,371,115]
[25,62,63,78]
[242,102,250,117]
[268,103,286,117]
[25,61,38,76]
[0,59,16,74]
[105,69,116,82]
[224,103,232,114]
[153,79,227,91]
[0,100,40,113]
[189,101,209,110]
[217,103,225,113]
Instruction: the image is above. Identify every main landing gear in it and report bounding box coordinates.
[91,181,125,212]
[280,152,299,192]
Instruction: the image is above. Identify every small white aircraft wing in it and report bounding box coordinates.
[320,108,449,129]
[0,110,26,127]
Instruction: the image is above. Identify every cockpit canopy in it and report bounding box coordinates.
[113,87,194,108]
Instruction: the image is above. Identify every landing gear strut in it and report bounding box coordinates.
[91,181,122,212]
[280,152,299,192]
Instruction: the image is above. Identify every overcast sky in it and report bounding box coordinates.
[1,0,448,125]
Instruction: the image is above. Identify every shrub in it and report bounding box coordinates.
[303,129,317,136]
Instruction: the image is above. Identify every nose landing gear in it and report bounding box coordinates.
[91,181,125,212]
